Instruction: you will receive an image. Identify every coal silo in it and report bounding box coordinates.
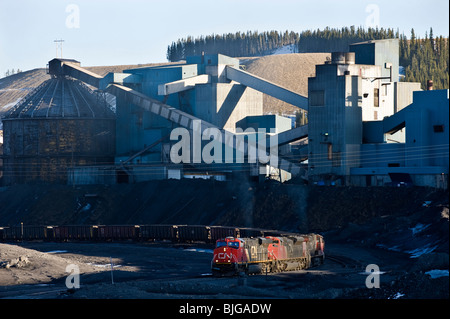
[1,77,115,184]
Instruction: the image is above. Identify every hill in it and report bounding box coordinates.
[0,69,51,118]
[0,62,173,119]
[242,53,329,114]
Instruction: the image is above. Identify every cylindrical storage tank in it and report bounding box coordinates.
[1,77,115,185]
[331,52,346,64]
[344,52,355,64]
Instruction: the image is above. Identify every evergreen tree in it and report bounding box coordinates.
[166,27,448,90]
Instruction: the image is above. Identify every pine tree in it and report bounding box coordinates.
[165,27,448,90]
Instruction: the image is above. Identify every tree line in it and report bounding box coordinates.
[166,27,448,90]
[166,27,395,61]
[400,28,448,90]
[297,26,398,52]
[166,30,300,62]
[4,69,22,77]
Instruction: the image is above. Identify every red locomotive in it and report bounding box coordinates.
[211,234,324,275]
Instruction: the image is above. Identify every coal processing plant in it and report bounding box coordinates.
[1,69,116,185]
[0,39,448,188]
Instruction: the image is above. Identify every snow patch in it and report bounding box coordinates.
[87,262,122,268]
[359,270,386,275]
[407,244,438,258]
[425,269,449,279]
[45,250,68,254]
[184,248,213,254]
[409,223,431,235]
[80,203,91,212]
[389,292,405,299]
[270,44,297,55]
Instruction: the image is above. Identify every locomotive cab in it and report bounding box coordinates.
[211,237,246,275]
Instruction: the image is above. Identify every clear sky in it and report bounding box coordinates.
[0,0,448,77]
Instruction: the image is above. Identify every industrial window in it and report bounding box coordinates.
[310,90,325,106]
[374,88,379,107]
[433,125,444,133]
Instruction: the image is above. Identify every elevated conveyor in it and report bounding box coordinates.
[49,58,308,178]
[226,66,308,111]
[62,62,103,88]
[274,124,308,146]
[108,83,307,178]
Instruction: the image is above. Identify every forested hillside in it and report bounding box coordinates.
[167,27,449,90]
[400,29,449,89]
[299,27,448,90]
[296,26,397,52]
[166,30,300,62]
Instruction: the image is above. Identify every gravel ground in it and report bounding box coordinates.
[2,240,443,300]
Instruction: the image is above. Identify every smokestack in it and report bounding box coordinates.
[427,80,433,90]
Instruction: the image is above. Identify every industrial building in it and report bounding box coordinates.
[307,39,448,188]
[1,72,115,185]
[351,88,449,188]
[0,39,447,188]
[1,54,308,185]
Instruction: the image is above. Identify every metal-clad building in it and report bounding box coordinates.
[307,39,448,188]
[307,40,422,185]
[114,54,263,166]
[236,114,292,134]
[1,77,115,184]
[352,89,449,188]
[350,39,399,81]
[40,55,308,184]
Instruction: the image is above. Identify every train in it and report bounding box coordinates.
[211,234,325,276]
[0,224,324,275]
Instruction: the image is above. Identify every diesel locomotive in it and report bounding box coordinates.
[211,234,324,275]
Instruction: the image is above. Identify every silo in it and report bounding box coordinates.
[1,77,115,184]
[331,52,346,64]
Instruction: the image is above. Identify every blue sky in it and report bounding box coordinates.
[0,0,448,77]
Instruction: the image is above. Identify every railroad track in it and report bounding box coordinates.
[0,285,68,299]
[326,254,363,270]
[0,272,211,299]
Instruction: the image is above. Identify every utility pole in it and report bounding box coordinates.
[54,39,64,58]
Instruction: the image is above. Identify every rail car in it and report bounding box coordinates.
[177,225,211,242]
[210,226,240,243]
[97,225,140,241]
[139,224,177,241]
[0,225,53,241]
[53,225,97,241]
[211,234,325,276]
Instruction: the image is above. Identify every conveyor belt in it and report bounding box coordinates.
[55,60,308,178]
